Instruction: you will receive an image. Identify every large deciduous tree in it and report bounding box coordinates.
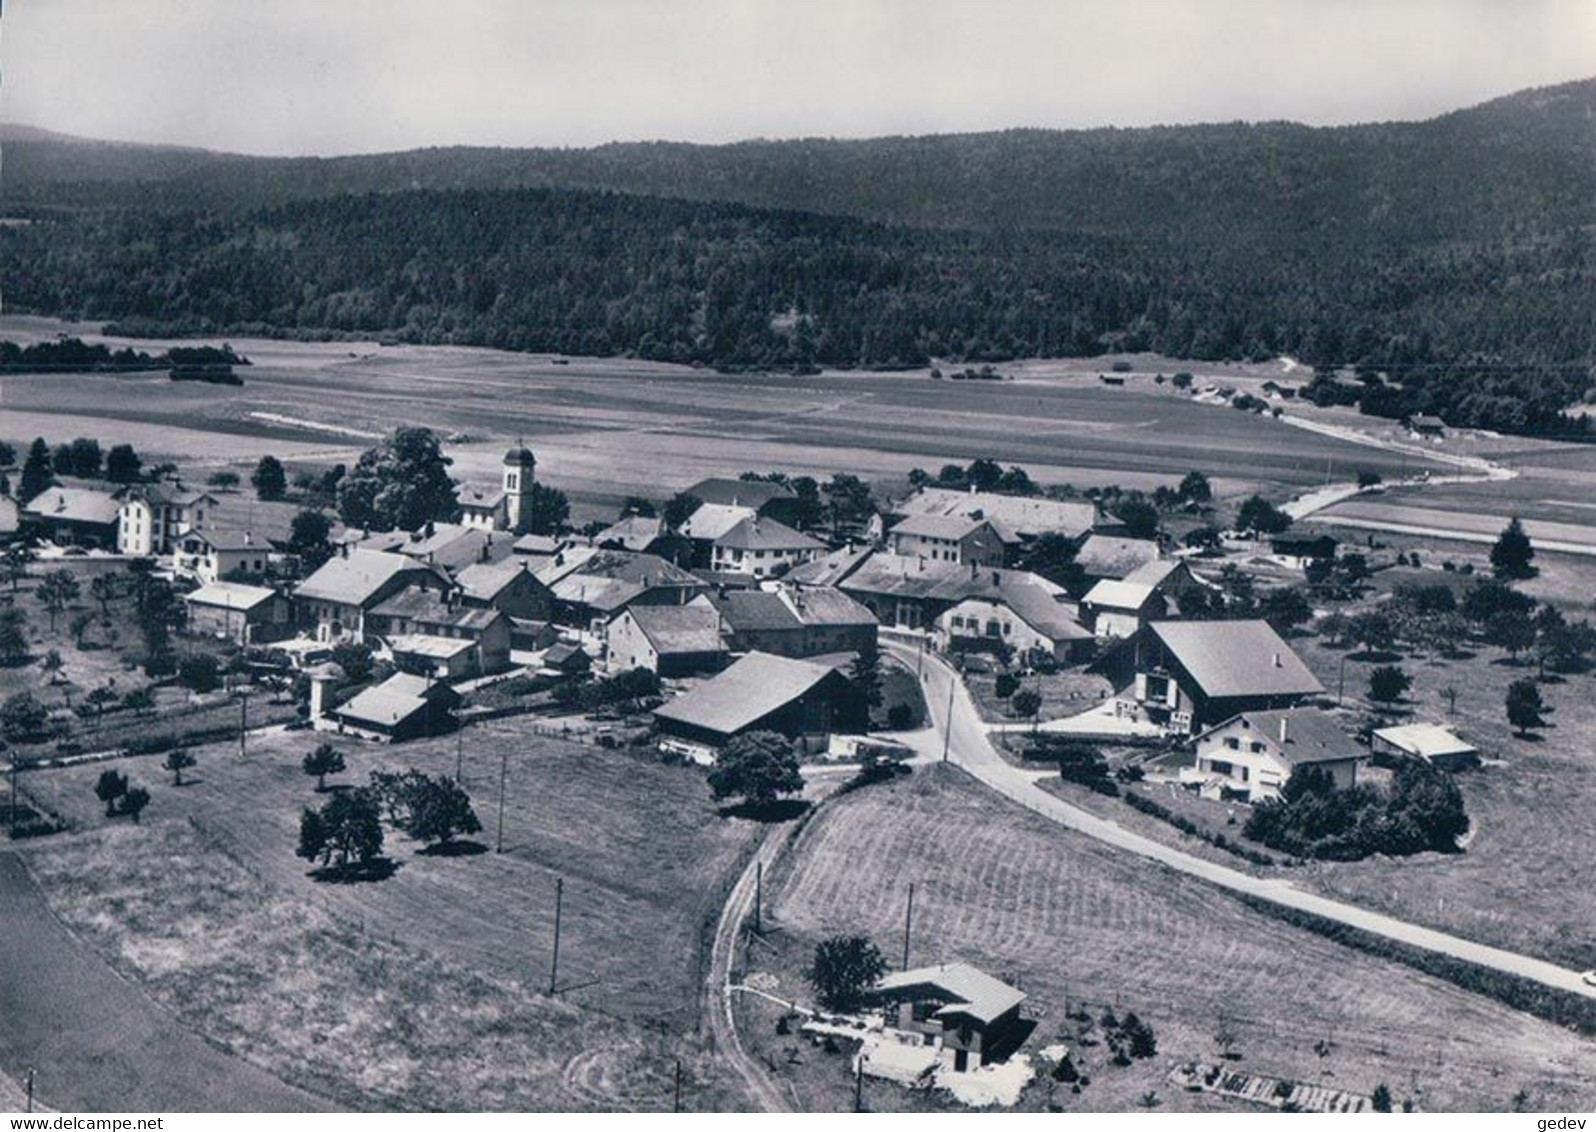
[336,428,459,532]
[707,730,804,810]
[807,935,888,1013]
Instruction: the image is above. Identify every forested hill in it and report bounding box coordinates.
[4,78,1594,247]
[0,79,1592,436]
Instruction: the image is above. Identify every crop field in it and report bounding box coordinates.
[1284,630,1596,974]
[19,722,760,1031]
[752,766,1596,1113]
[0,317,1443,520]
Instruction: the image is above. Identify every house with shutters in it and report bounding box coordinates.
[182,581,291,645]
[885,514,1005,568]
[115,482,220,556]
[453,559,554,620]
[174,527,270,583]
[709,586,878,659]
[709,516,824,578]
[368,588,512,678]
[1185,707,1368,802]
[605,600,728,676]
[20,487,122,549]
[292,547,449,643]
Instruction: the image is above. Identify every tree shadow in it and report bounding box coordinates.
[1489,656,1529,668]
[418,838,488,858]
[718,798,812,823]
[1350,649,1403,663]
[174,777,203,788]
[307,858,400,884]
[1514,732,1545,743]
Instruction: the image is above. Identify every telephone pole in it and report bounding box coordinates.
[549,877,564,995]
[238,687,249,758]
[853,1049,865,1112]
[672,1059,683,1113]
[901,883,915,970]
[940,681,956,763]
[754,860,764,935]
[455,730,464,785]
[495,749,508,853]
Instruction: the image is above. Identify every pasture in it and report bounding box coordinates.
[749,766,1596,1113]
[1,317,1443,521]
[15,720,765,1109]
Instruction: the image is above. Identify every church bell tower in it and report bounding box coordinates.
[502,444,537,533]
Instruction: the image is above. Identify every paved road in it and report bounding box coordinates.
[0,852,339,1113]
[883,640,1596,1002]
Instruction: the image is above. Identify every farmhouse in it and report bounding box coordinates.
[1185,707,1367,802]
[326,671,460,742]
[360,522,514,572]
[866,963,1028,1072]
[511,533,567,562]
[21,487,121,548]
[710,586,878,658]
[368,588,512,677]
[935,584,1093,664]
[1372,722,1481,771]
[542,642,592,675]
[653,651,867,755]
[593,514,692,562]
[1405,414,1447,437]
[182,581,291,644]
[539,551,705,628]
[679,502,758,564]
[882,486,1097,546]
[1080,560,1201,639]
[840,553,1075,643]
[1133,619,1323,733]
[788,544,875,589]
[453,559,554,620]
[710,516,824,578]
[680,476,797,519]
[885,514,1005,568]
[605,601,727,676]
[293,548,449,642]
[1074,534,1162,582]
[174,527,269,582]
[115,482,220,555]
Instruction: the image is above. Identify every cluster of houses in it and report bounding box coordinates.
[7,446,1476,779]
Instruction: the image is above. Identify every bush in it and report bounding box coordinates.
[1244,761,1467,860]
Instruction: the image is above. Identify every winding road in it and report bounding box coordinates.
[881,638,1596,1002]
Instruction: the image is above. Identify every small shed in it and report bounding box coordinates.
[1372,722,1480,771]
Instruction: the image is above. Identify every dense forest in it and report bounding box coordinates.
[1,78,1592,436]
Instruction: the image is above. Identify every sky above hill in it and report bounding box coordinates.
[4,0,1595,155]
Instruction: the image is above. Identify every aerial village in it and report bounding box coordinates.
[0,415,1587,1113]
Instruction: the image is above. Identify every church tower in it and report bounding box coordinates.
[502,444,537,533]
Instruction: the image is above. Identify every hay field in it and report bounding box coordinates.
[756,766,1596,1113]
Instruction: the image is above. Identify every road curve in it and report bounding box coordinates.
[883,639,1596,1002]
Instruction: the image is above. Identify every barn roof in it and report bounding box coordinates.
[653,651,840,737]
[1149,620,1322,699]
[873,962,1026,1026]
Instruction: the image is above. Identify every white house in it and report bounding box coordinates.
[709,516,823,578]
[885,514,1006,567]
[1185,707,1367,803]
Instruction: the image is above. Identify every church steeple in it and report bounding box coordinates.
[502,442,537,533]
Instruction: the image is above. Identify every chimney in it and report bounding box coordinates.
[1272,651,1282,668]
[1279,715,1290,744]
[341,541,350,559]
[970,561,977,579]
[992,570,1000,586]
[244,531,253,546]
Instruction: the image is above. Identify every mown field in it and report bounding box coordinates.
[15,721,766,1109]
[750,766,1596,1113]
[0,316,1442,521]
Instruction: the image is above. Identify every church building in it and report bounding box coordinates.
[459,445,539,534]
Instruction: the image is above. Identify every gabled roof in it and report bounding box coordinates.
[712,587,876,632]
[549,550,700,590]
[950,584,1091,643]
[654,651,841,736]
[1198,707,1365,767]
[680,503,758,542]
[788,545,875,588]
[715,516,823,552]
[1121,559,1182,587]
[595,514,668,552]
[455,559,538,601]
[842,554,1065,606]
[894,487,1097,541]
[1075,534,1162,579]
[888,513,993,541]
[458,485,506,512]
[22,487,121,526]
[116,481,217,508]
[185,527,262,553]
[183,581,282,612]
[362,522,508,571]
[294,549,443,607]
[513,533,565,556]
[1081,578,1158,613]
[335,671,458,727]
[622,603,727,656]
[387,633,477,660]
[873,963,1026,1026]
[682,477,795,511]
[369,587,505,632]
[1149,620,1323,699]
[1373,722,1478,760]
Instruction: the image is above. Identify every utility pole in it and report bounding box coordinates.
[9,761,17,838]
[673,1059,683,1113]
[853,1048,864,1112]
[238,687,249,759]
[25,1067,34,1113]
[901,883,915,970]
[495,749,508,853]
[1337,653,1347,706]
[754,860,764,935]
[549,877,564,996]
[455,730,464,785]
[940,680,955,763]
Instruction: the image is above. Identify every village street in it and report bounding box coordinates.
[879,639,1596,1002]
